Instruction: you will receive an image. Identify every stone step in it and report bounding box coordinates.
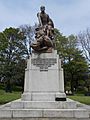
[11,99,77,109]
[0,109,89,119]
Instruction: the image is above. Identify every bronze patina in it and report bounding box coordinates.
[31,6,55,52]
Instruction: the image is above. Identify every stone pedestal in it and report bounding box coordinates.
[22,50,66,101]
[0,50,89,120]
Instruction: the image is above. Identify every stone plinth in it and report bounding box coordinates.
[11,99,77,109]
[0,50,89,120]
[22,50,66,101]
[0,103,89,120]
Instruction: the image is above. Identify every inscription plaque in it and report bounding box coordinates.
[31,58,57,71]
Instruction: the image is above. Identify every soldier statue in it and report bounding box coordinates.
[31,6,55,52]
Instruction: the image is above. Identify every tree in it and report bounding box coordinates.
[19,24,36,57]
[0,32,8,80]
[55,28,68,60]
[0,27,28,92]
[64,50,88,93]
[55,29,88,93]
[78,28,90,63]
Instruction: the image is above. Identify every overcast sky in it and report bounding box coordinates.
[0,0,90,36]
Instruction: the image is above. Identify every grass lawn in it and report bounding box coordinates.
[0,89,21,105]
[67,94,90,105]
[0,89,90,105]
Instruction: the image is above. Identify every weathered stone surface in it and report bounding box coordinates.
[11,99,76,109]
[0,107,90,119]
[23,101,76,109]
[11,100,23,109]
[24,119,39,120]
[0,110,12,118]
[74,109,89,118]
[12,109,42,118]
[0,51,89,120]
[43,109,74,118]
[22,50,66,101]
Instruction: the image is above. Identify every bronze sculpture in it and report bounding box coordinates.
[31,6,55,52]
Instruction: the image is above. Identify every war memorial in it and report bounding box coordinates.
[0,6,90,120]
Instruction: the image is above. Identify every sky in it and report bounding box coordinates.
[0,0,90,36]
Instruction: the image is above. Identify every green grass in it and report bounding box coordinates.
[0,89,90,105]
[0,89,21,104]
[67,94,90,105]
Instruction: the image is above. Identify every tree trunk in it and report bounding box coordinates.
[71,74,74,94]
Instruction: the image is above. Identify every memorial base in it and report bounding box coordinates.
[22,50,66,101]
[0,98,89,120]
[0,51,89,119]
[22,92,66,101]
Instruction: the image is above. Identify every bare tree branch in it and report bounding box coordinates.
[78,28,90,62]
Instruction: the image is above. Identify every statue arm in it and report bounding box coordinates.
[37,12,42,27]
[47,14,54,28]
